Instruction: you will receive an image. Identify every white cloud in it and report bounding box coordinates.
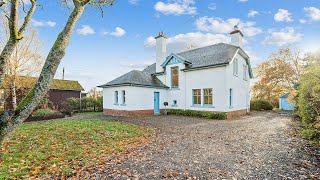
[208,3,216,11]
[304,7,320,21]
[195,17,262,37]
[274,9,293,22]
[76,25,95,35]
[104,27,126,37]
[154,0,196,16]
[128,0,139,5]
[248,10,259,18]
[31,19,56,27]
[299,19,307,24]
[263,27,302,46]
[145,32,230,52]
[239,0,248,2]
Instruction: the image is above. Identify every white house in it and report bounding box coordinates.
[98,26,253,118]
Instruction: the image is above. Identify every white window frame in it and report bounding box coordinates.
[192,89,201,106]
[243,64,248,81]
[171,66,179,88]
[203,88,213,106]
[233,58,238,76]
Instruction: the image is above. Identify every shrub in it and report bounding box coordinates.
[63,97,103,115]
[168,109,227,120]
[301,128,319,140]
[295,63,320,141]
[250,100,273,111]
[33,109,55,117]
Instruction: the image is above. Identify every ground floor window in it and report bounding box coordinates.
[229,88,233,108]
[114,91,118,104]
[193,89,201,105]
[204,88,213,105]
[122,90,126,104]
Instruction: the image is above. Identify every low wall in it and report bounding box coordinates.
[104,109,165,116]
[104,108,248,119]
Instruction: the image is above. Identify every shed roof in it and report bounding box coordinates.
[2,76,84,91]
[280,92,290,98]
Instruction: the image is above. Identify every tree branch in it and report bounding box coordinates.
[18,0,37,38]
[88,0,115,6]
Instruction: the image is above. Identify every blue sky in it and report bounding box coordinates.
[27,0,320,91]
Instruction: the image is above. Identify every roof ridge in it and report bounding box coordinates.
[177,43,227,54]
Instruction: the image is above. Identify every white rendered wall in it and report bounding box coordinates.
[226,52,251,112]
[103,86,167,111]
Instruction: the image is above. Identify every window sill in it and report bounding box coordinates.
[229,106,234,109]
[113,103,119,106]
[120,104,127,106]
[191,105,215,108]
[171,105,178,107]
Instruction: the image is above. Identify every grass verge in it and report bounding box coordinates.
[0,119,152,179]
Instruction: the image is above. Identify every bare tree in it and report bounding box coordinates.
[0,15,44,110]
[0,0,37,87]
[0,0,115,142]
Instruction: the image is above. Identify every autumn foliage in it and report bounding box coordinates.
[252,48,304,106]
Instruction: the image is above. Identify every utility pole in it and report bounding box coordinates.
[62,68,65,80]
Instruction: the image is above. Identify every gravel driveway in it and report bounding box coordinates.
[72,111,319,179]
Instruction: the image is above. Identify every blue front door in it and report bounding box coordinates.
[154,92,160,115]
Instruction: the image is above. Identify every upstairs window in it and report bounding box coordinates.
[204,89,213,105]
[193,89,201,105]
[243,65,248,81]
[122,90,126,104]
[233,59,238,76]
[114,91,118,104]
[171,66,179,88]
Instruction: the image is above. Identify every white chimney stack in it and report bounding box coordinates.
[155,32,167,73]
[230,26,243,47]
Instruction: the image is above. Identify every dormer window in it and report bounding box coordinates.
[171,66,179,88]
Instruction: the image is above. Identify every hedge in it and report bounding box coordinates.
[250,100,273,111]
[168,109,227,120]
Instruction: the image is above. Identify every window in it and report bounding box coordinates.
[193,89,201,105]
[204,89,213,105]
[171,66,179,88]
[243,65,248,81]
[229,89,233,108]
[114,91,118,104]
[122,90,126,104]
[233,59,238,76]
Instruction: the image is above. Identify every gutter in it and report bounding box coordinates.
[97,83,169,89]
[181,63,229,72]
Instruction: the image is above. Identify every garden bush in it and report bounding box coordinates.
[295,62,320,142]
[250,100,273,111]
[63,97,103,115]
[32,109,55,117]
[168,109,227,120]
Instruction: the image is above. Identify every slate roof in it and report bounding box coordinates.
[98,70,167,88]
[177,43,240,70]
[280,92,290,98]
[2,76,84,91]
[99,43,250,88]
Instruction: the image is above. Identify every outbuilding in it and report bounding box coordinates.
[279,93,294,110]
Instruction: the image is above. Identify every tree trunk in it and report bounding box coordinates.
[0,5,85,141]
[10,78,17,111]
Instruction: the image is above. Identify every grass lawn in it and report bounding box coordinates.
[0,119,152,179]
